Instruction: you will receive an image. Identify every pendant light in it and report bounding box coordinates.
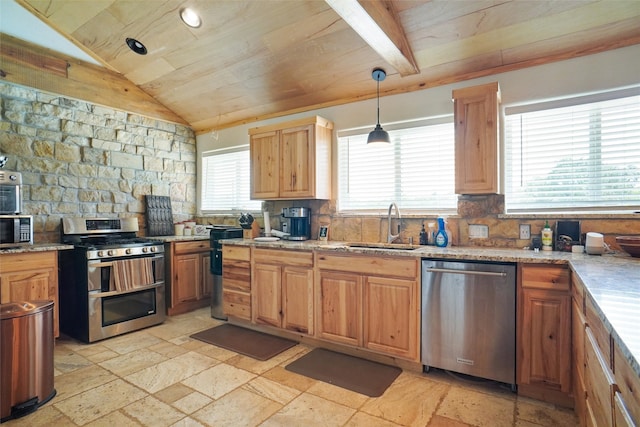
[367,68,390,144]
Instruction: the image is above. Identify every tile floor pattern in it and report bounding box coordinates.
[6,308,579,427]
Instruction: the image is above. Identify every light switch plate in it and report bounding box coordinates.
[469,224,489,239]
[519,224,531,240]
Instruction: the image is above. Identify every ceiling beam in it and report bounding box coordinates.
[325,0,419,76]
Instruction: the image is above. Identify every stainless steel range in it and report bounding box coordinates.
[58,217,165,343]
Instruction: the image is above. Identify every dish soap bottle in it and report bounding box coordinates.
[419,223,428,245]
[435,217,448,247]
[541,220,553,251]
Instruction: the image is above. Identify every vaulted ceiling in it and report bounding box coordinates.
[12,0,640,133]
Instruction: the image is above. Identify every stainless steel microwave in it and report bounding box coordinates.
[0,170,22,214]
[0,215,33,248]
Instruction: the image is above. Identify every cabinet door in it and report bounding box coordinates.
[573,298,588,426]
[253,263,282,327]
[317,271,362,346]
[250,130,280,199]
[364,276,418,360]
[519,288,571,392]
[173,254,199,304]
[585,327,615,427]
[453,82,499,194]
[0,270,51,302]
[201,252,213,299]
[280,124,313,198]
[282,267,313,334]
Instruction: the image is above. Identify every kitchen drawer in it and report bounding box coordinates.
[521,264,569,291]
[223,290,251,320]
[316,252,418,279]
[254,248,313,267]
[585,326,615,427]
[174,240,210,254]
[614,341,640,424]
[586,296,612,366]
[222,261,250,292]
[223,245,250,261]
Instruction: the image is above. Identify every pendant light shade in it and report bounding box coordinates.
[367,68,390,144]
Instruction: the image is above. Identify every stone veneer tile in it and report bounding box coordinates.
[344,411,404,427]
[52,365,119,401]
[99,348,167,377]
[260,365,317,392]
[306,380,370,409]
[170,417,206,427]
[516,398,578,426]
[171,391,212,414]
[85,410,143,427]
[192,388,281,427]
[241,376,300,405]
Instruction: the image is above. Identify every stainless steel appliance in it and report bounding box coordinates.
[58,217,165,343]
[0,215,33,248]
[0,170,22,214]
[421,259,516,388]
[0,301,55,423]
[281,207,310,240]
[209,225,243,320]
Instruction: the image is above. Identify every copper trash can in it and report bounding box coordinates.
[1,301,56,422]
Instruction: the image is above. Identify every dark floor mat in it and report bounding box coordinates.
[190,324,297,361]
[285,348,402,397]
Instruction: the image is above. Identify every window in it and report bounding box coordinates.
[200,146,262,213]
[505,88,640,212]
[337,119,456,212]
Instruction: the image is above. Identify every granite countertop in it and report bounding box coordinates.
[0,243,75,254]
[147,235,210,243]
[224,237,640,377]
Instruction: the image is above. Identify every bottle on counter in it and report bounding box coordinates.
[541,220,553,251]
[428,222,436,245]
[435,217,448,248]
[419,223,428,245]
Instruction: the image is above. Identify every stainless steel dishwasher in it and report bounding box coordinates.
[421,259,516,388]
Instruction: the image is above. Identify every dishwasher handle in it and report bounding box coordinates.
[425,267,507,278]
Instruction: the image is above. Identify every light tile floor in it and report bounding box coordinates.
[6,308,579,426]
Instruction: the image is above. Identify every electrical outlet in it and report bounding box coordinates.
[519,224,531,240]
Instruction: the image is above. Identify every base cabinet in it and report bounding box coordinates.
[222,246,251,320]
[167,240,212,316]
[252,248,313,334]
[517,264,572,406]
[0,251,59,338]
[316,253,419,361]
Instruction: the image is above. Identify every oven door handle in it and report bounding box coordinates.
[88,254,165,267]
[425,267,507,278]
[89,281,165,298]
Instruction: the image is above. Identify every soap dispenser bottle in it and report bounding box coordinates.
[419,223,428,245]
[435,217,448,248]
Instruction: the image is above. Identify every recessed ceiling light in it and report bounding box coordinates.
[180,7,201,28]
[126,37,147,55]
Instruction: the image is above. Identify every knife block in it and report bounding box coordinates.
[243,222,260,239]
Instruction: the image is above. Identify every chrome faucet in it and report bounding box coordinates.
[387,202,401,243]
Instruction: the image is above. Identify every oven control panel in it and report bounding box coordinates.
[87,244,164,260]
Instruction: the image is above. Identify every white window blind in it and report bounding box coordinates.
[505,89,640,212]
[201,147,262,213]
[338,120,456,212]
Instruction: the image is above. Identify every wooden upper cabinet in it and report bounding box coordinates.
[249,116,333,200]
[453,82,501,195]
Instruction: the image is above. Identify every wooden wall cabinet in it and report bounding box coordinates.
[167,240,213,316]
[222,245,252,320]
[249,116,332,200]
[315,252,420,361]
[0,251,59,337]
[517,263,572,406]
[453,82,501,195]
[252,248,314,334]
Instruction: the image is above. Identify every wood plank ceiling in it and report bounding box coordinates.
[14,0,640,133]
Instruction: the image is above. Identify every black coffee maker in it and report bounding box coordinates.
[281,207,310,240]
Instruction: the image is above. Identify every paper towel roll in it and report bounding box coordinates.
[263,211,271,236]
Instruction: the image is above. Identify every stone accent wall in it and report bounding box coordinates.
[0,82,196,242]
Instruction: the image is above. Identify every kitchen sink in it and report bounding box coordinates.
[345,242,420,251]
